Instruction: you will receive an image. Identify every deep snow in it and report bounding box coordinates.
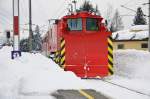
[0,47,150,99]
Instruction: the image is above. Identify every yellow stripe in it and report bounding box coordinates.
[108,72,112,75]
[108,38,113,46]
[56,57,59,63]
[61,48,65,55]
[61,65,65,68]
[108,47,113,54]
[108,36,113,76]
[61,40,65,47]
[61,57,65,64]
[56,52,59,56]
[108,55,113,62]
[108,64,113,71]
[79,90,94,99]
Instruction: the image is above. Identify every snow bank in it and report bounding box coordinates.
[0,47,87,99]
[114,50,150,79]
[1,47,150,99]
[113,50,150,95]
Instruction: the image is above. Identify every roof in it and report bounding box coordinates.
[63,11,102,19]
[112,25,149,41]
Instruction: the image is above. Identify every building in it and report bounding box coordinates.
[112,25,149,51]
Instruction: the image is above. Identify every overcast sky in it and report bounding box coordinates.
[0,0,149,33]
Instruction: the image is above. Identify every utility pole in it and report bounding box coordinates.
[143,2,150,52]
[29,0,32,52]
[148,1,150,52]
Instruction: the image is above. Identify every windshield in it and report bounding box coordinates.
[67,18,82,31]
[86,18,99,31]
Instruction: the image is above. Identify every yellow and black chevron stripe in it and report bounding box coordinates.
[108,36,114,75]
[60,37,66,68]
[54,51,59,64]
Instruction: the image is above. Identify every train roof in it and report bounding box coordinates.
[62,11,103,19]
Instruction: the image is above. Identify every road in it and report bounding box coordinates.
[52,89,110,99]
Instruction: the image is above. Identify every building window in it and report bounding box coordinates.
[141,43,148,48]
[117,44,124,49]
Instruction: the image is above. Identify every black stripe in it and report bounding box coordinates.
[61,52,65,58]
[108,59,113,67]
[109,36,113,40]
[108,51,113,58]
[108,43,113,50]
[61,38,64,42]
[60,44,65,51]
[55,53,59,58]
[61,60,65,65]
[108,68,114,75]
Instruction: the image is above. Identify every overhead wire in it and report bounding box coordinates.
[51,0,68,19]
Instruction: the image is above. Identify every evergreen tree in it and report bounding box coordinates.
[133,7,147,25]
[20,38,29,52]
[32,25,42,51]
[110,9,124,32]
[78,1,100,15]
[20,25,42,52]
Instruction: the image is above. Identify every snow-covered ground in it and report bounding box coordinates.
[113,50,150,95]
[0,46,150,99]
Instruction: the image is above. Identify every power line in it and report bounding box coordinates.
[121,5,149,17]
[51,0,67,19]
[123,0,134,6]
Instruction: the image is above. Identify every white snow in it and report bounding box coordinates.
[0,46,150,99]
[130,25,148,31]
[0,46,88,99]
[112,50,150,95]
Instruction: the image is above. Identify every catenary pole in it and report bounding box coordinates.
[143,2,150,52]
[29,0,32,52]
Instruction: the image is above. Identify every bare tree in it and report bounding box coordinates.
[104,4,114,31]
[110,9,124,32]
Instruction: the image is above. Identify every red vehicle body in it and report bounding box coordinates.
[42,11,113,78]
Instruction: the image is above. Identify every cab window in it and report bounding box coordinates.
[67,18,82,31]
[86,18,99,31]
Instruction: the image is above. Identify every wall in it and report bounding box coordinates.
[113,40,148,51]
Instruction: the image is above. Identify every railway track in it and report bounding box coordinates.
[102,79,150,97]
[85,78,150,97]
[52,58,150,98]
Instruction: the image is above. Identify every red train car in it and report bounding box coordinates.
[43,11,113,78]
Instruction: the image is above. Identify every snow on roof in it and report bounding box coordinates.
[130,25,148,31]
[112,25,149,41]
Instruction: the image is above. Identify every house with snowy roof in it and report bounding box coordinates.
[112,25,149,51]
